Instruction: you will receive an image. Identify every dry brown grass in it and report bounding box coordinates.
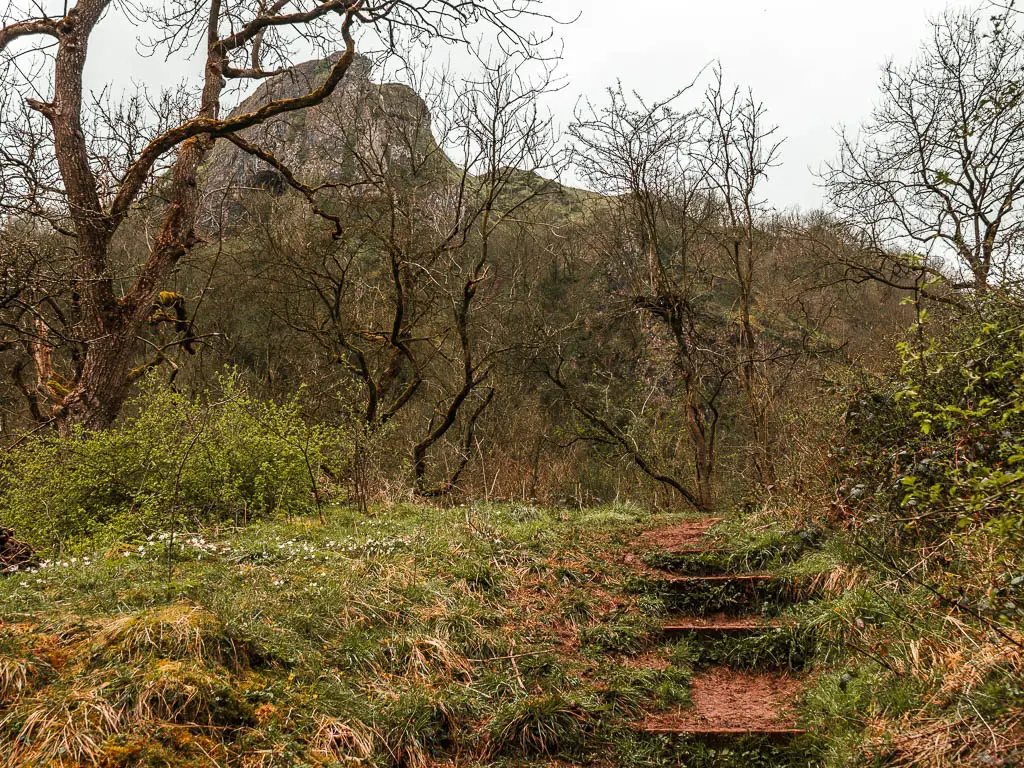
[388,636,472,683]
[0,655,39,705]
[310,715,375,763]
[858,629,1024,767]
[865,711,1024,768]
[4,686,123,765]
[808,563,871,598]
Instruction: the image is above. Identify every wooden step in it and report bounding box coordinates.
[654,573,776,585]
[658,547,728,555]
[640,725,808,737]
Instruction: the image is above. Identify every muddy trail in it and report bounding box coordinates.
[617,516,816,759]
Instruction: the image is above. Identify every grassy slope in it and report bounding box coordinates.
[709,506,1024,768]
[0,503,700,768]
[9,494,1013,767]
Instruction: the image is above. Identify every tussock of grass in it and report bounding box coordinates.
[598,659,692,714]
[4,686,123,765]
[488,692,597,757]
[124,660,252,726]
[0,655,41,706]
[310,714,376,763]
[580,613,661,655]
[91,603,254,669]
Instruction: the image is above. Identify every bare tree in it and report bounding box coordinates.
[825,8,1024,293]
[568,84,729,510]
[0,0,549,431]
[701,69,783,485]
[239,50,566,494]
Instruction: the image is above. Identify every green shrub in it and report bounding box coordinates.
[841,297,1024,547]
[0,375,351,549]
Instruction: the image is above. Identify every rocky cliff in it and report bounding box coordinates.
[199,53,589,230]
[201,53,442,219]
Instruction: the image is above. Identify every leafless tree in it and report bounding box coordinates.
[568,83,729,510]
[0,0,551,431]
[242,50,566,494]
[701,69,783,485]
[825,8,1024,293]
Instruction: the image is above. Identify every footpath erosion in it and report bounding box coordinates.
[619,516,816,762]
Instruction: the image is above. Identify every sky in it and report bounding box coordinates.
[80,0,966,211]
[534,0,961,210]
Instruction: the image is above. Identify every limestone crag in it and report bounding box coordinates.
[201,53,440,222]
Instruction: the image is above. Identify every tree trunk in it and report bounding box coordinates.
[57,330,140,431]
[685,385,715,511]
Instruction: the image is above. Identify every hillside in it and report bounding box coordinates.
[5,3,1024,766]
[199,53,590,227]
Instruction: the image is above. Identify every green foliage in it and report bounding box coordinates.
[0,375,349,549]
[805,295,1024,765]
[842,298,1024,546]
[688,626,819,671]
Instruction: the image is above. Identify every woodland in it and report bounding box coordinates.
[0,0,1023,766]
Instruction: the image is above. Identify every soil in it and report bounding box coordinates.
[638,518,723,552]
[641,668,803,732]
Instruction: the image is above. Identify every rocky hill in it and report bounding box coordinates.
[199,52,589,228]
[200,53,442,223]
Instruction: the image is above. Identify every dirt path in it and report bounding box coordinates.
[643,668,803,732]
[638,519,723,551]
[628,517,806,738]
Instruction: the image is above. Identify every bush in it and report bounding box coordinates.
[837,294,1024,628]
[840,297,1024,546]
[0,375,351,549]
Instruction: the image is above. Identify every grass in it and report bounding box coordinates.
[710,501,1024,767]
[610,728,822,768]
[678,625,821,671]
[626,572,800,616]
[0,502,708,767]
[17,494,996,767]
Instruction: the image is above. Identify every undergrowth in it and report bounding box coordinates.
[736,298,1024,767]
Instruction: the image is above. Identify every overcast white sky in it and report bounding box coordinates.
[82,0,966,210]
[536,0,961,210]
